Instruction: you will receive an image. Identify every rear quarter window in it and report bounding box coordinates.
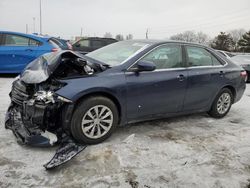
[29,38,42,46]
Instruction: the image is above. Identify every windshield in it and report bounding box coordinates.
[86,41,150,66]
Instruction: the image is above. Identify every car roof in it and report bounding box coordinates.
[121,39,210,48]
[81,37,117,40]
[0,31,51,40]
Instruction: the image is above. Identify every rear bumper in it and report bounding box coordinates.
[234,82,246,103]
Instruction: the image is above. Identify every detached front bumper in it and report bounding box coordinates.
[5,79,87,169]
[5,101,87,170]
[5,103,57,147]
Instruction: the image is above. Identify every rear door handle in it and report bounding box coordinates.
[177,74,185,81]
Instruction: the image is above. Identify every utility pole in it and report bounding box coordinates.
[146,28,149,39]
[80,27,83,37]
[26,24,28,34]
[33,17,36,33]
[39,0,42,35]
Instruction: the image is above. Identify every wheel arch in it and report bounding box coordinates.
[222,85,236,103]
[74,91,123,124]
[208,84,236,111]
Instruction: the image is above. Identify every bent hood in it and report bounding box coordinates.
[20,50,107,84]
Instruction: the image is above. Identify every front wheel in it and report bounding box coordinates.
[70,96,119,144]
[208,88,233,118]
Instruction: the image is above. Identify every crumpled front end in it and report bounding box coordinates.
[4,50,108,169]
[5,78,86,169]
[5,79,63,146]
[5,104,55,147]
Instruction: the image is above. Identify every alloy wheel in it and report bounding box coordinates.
[216,93,231,115]
[81,105,113,139]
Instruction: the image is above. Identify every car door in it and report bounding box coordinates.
[125,44,188,121]
[183,45,225,111]
[0,34,38,73]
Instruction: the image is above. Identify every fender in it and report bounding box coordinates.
[59,87,127,127]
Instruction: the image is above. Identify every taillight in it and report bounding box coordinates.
[240,70,247,77]
[51,48,59,52]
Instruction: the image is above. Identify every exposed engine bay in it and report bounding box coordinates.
[5,51,108,169]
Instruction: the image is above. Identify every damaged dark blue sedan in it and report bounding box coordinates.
[5,40,246,168]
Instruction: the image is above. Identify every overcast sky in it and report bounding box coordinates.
[0,0,249,40]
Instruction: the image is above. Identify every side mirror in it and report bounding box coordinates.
[132,61,156,72]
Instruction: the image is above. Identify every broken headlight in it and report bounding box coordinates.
[34,91,55,103]
[34,91,72,104]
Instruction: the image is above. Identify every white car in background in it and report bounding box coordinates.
[231,55,250,83]
[216,50,235,59]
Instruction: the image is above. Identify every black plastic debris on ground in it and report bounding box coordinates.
[5,106,87,170]
[44,142,87,170]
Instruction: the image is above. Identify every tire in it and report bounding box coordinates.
[208,88,233,118]
[70,96,119,144]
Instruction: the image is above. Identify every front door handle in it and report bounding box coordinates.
[177,74,185,81]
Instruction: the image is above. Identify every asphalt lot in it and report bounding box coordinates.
[0,77,250,188]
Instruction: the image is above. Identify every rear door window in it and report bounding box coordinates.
[3,34,29,46]
[186,46,222,67]
[2,34,40,47]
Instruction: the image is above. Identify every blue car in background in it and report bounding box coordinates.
[0,31,69,73]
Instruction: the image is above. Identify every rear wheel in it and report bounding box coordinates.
[70,96,119,144]
[208,88,233,118]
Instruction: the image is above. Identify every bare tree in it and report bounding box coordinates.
[229,29,246,43]
[228,29,246,51]
[104,32,113,38]
[170,30,210,45]
[170,31,196,43]
[126,34,133,40]
[115,34,124,41]
[196,31,210,45]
